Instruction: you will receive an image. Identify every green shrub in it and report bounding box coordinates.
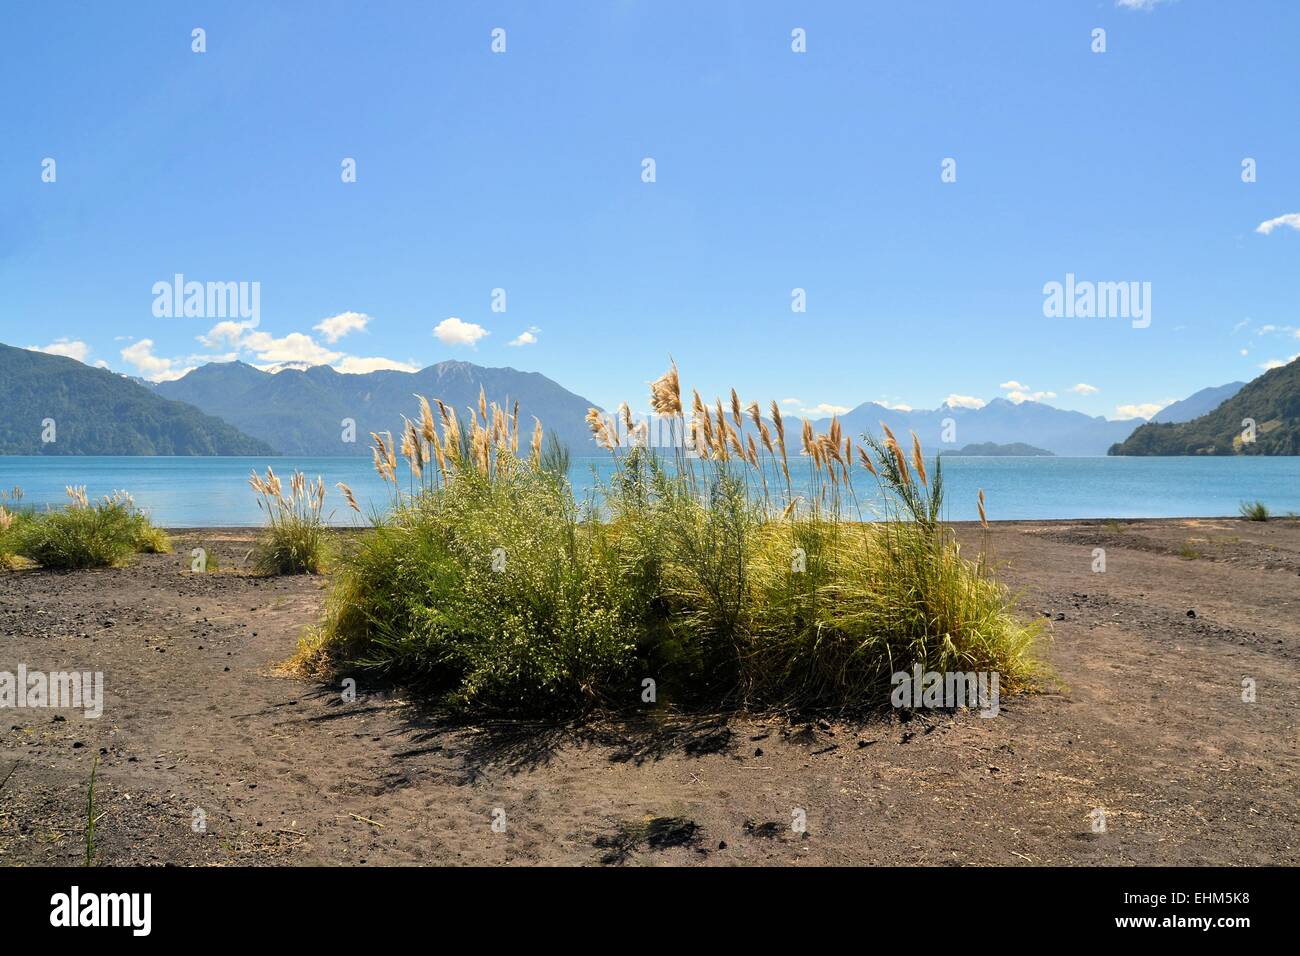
[15,489,169,570]
[249,469,329,574]
[297,380,1042,716]
[1239,500,1270,521]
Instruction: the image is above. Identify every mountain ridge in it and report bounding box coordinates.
[1110,360,1300,455]
[810,396,1141,457]
[154,359,602,456]
[0,344,276,455]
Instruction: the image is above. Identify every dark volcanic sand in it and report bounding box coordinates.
[2,519,1297,866]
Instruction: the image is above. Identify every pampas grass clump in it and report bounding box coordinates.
[14,488,170,570]
[297,373,1042,715]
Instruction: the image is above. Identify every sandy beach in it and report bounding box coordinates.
[2,517,1297,866]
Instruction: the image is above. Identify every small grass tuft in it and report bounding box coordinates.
[249,469,329,574]
[1239,500,1270,522]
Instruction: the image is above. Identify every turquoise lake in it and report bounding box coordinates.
[1,455,1297,526]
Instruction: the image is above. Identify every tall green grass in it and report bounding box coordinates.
[9,488,169,570]
[296,374,1041,715]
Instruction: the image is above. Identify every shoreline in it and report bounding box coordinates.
[2,517,1297,865]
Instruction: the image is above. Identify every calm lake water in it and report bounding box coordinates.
[0,455,1297,527]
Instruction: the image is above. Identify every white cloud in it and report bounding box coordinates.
[195,318,425,376]
[1116,0,1175,9]
[198,320,257,349]
[780,398,801,406]
[1255,213,1300,236]
[879,400,912,412]
[998,380,1029,391]
[1240,348,1249,356]
[1114,401,1171,420]
[507,326,540,347]
[333,356,420,374]
[29,339,90,363]
[239,331,342,366]
[943,394,986,410]
[434,317,489,347]
[1070,383,1100,395]
[1259,353,1299,370]
[313,311,370,343]
[801,403,851,417]
[120,340,192,383]
[1006,390,1056,404]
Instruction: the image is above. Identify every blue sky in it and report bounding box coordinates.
[2,0,1298,421]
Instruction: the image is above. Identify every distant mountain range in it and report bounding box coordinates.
[810,398,1139,457]
[0,343,274,455]
[1110,360,1299,455]
[3,341,1291,458]
[152,360,601,456]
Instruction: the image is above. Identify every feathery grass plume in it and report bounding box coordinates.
[619,402,634,444]
[530,417,544,466]
[489,403,503,447]
[697,407,715,459]
[856,445,877,476]
[729,389,743,430]
[586,408,615,450]
[475,427,491,476]
[800,419,814,456]
[880,422,910,487]
[911,432,928,488]
[337,482,361,513]
[442,407,462,465]
[829,416,841,449]
[746,435,760,468]
[769,402,791,485]
[429,428,446,478]
[417,395,437,443]
[770,402,786,449]
[65,485,89,509]
[649,361,683,416]
[511,400,520,453]
[370,434,393,483]
[477,385,488,425]
[978,489,989,530]
[408,420,425,480]
[727,422,745,460]
[399,420,418,475]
